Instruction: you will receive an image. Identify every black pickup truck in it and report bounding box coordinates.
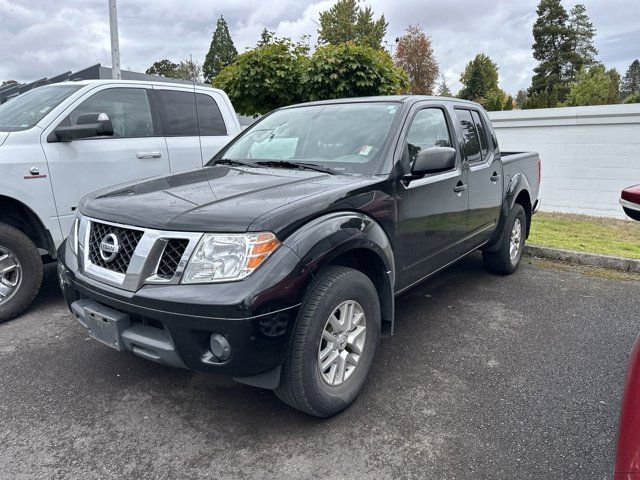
[58,96,540,417]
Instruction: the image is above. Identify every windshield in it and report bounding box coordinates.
[212,102,400,174]
[0,85,82,132]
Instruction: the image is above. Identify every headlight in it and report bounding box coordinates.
[69,217,80,255]
[182,232,280,283]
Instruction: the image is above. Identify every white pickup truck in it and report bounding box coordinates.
[0,79,240,321]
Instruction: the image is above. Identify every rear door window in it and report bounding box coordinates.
[196,94,227,136]
[455,108,482,163]
[471,110,489,159]
[157,90,198,136]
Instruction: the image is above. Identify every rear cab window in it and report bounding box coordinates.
[157,90,228,137]
[196,94,227,136]
[470,110,490,159]
[454,108,482,164]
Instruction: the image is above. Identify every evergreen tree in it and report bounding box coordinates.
[503,95,514,110]
[437,75,452,97]
[567,4,598,77]
[258,28,275,46]
[530,0,572,104]
[203,16,238,83]
[515,89,528,108]
[621,59,640,98]
[394,25,439,95]
[459,54,499,102]
[317,0,387,49]
[607,68,621,104]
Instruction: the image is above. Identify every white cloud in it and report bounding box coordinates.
[1,0,638,94]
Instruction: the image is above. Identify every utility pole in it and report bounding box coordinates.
[108,0,121,79]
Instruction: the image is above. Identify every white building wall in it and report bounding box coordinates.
[488,104,640,218]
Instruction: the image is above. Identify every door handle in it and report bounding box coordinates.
[136,152,163,159]
[453,183,468,193]
[490,172,501,182]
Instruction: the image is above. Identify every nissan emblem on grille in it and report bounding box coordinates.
[99,233,121,262]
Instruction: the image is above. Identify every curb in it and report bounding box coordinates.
[524,245,640,273]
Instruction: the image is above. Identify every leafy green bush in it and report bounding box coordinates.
[302,43,409,101]
[212,39,309,116]
[564,65,617,106]
[623,92,640,104]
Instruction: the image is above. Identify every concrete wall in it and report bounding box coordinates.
[488,104,640,218]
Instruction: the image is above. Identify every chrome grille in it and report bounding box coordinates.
[88,221,144,274]
[156,239,189,279]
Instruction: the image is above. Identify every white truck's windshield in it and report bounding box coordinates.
[0,85,82,132]
[214,102,400,174]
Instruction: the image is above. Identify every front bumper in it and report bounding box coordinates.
[58,241,304,385]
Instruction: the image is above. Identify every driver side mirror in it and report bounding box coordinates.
[50,112,114,142]
[410,147,456,176]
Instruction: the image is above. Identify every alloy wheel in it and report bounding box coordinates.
[0,245,22,305]
[318,300,367,386]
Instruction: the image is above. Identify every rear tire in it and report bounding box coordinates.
[275,266,381,417]
[483,204,526,275]
[0,224,43,323]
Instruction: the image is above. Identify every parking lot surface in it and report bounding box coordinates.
[1,255,638,480]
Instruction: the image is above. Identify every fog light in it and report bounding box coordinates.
[209,333,231,362]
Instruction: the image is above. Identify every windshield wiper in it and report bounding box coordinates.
[255,160,336,175]
[212,158,260,168]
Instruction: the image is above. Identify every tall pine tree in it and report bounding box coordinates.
[203,16,238,83]
[459,54,499,102]
[317,0,387,49]
[621,60,640,98]
[530,0,572,105]
[567,4,598,77]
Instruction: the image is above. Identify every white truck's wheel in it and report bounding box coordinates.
[0,223,43,322]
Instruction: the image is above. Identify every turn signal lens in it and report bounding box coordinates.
[247,233,280,269]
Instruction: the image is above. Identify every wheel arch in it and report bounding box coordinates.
[283,211,396,335]
[0,195,55,258]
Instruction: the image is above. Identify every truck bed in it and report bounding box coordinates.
[501,151,541,209]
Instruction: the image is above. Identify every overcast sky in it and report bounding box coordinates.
[1,0,638,94]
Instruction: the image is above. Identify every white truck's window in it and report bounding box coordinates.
[196,94,227,136]
[406,108,452,165]
[70,88,154,138]
[0,85,82,132]
[158,90,198,136]
[455,108,482,164]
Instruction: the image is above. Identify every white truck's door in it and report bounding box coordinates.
[41,85,171,235]
[151,87,203,172]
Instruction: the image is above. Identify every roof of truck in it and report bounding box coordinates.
[282,95,482,109]
[41,79,226,94]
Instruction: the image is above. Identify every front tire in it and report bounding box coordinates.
[482,204,527,275]
[0,224,43,323]
[275,266,381,417]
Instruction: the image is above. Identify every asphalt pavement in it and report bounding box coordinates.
[1,254,638,480]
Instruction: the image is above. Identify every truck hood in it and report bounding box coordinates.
[0,132,9,146]
[80,166,385,234]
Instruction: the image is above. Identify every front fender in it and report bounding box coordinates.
[283,211,396,333]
